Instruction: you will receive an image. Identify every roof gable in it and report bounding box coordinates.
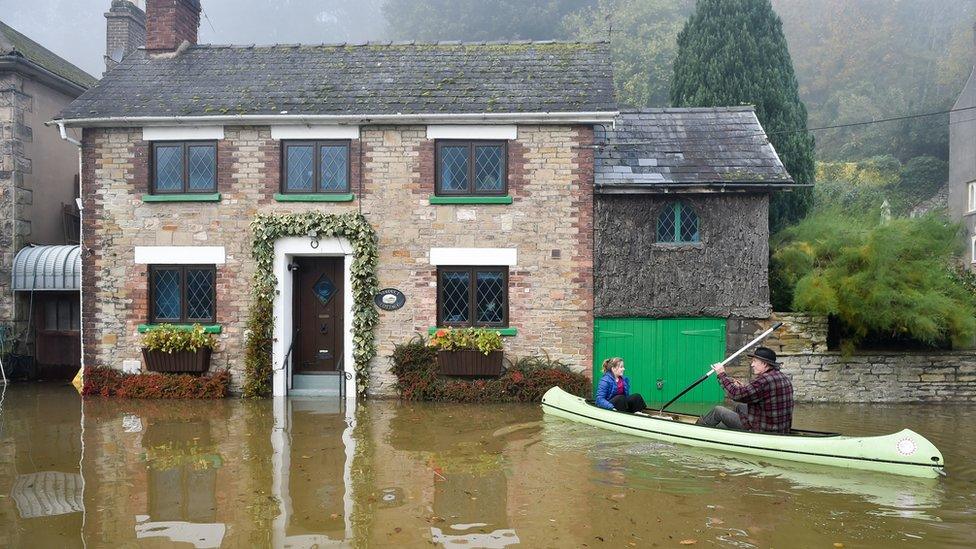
[60,41,616,122]
[0,20,97,91]
[596,108,795,191]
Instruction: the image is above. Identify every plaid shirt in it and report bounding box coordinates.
[718,369,794,433]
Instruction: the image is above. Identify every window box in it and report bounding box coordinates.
[142,193,221,203]
[150,141,217,195]
[436,349,504,377]
[281,140,351,195]
[141,347,212,374]
[273,193,355,202]
[435,140,507,196]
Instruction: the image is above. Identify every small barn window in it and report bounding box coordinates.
[657,202,700,243]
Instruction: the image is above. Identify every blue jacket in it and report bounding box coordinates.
[595,372,629,410]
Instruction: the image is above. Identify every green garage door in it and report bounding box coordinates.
[593,318,727,408]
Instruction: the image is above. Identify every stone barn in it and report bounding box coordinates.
[593,108,800,405]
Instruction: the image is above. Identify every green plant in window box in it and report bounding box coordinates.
[141,324,216,374]
[142,324,216,353]
[428,327,503,355]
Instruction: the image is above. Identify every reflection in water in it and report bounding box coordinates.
[0,385,975,548]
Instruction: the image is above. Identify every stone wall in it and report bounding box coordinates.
[594,193,770,318]
[727,312,975,401]
[783,352,976,402]
[82,125,594,395]
[0,72,33,337]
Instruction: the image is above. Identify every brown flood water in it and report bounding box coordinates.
[0,383,974,548]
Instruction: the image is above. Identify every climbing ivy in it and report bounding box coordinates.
[242,212,379,398]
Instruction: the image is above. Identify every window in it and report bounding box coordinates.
[151,142,217,194]
[972,236,976,264]
[969,182,976,212]
[436,141,507,196]
[657,201,700,243]
[43,298,80,332]
[282,141,350,194]
[437,267,508,327]
[149,265,216,324]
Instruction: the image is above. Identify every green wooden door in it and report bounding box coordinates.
[593,318,727,408]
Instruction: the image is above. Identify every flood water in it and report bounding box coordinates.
[0,383,974,548]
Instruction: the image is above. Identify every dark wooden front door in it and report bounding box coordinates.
[293,257,344,373]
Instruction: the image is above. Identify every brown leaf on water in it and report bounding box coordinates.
[708,518,725,526]
[833,544,845,548]
[679,540,697,545]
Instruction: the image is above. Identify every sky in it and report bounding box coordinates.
[1,0,387,78]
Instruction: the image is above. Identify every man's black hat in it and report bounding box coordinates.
[748,346,781,368]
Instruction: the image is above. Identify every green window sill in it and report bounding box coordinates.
[428,327,517,337]
[429,195,513,205]
[274,193,356,202]
[142,193,222,203]
[138,324,222,334]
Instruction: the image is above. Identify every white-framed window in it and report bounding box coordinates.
[969,182,976,212]
[971,236,976,263]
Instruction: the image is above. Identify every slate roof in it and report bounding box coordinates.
[0,20,97,90]
[596,108,795,191]
[59,41,615,121]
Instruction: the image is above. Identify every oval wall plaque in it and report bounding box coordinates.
[374,288,406,311]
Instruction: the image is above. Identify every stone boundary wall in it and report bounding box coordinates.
[783,351,976,402]
[727,312,975,401]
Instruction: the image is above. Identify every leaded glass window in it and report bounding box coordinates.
[151,142,217,194]
[436,141,507,195]
[657,202,700,243]
[282,141,350,194]
[149,265,216,324]
[437,267,508,327]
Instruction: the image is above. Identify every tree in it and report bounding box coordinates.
[772,211,976,351]
[562,0,694,108]
[382,0,595,41]
[670,0,815,232]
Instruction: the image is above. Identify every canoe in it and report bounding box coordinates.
[541,387,945,479]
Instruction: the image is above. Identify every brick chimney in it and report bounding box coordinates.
[145,0,201,54]
[104,0,146,74]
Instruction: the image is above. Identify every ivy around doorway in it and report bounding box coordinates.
[242,212,379,398]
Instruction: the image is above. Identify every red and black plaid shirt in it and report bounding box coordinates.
[718,369,794,433]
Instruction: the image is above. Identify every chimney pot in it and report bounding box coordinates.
[145,0,201,54]
[104,0,146,74]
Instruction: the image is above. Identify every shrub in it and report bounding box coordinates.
[142,324,216,353]
[428,327,503,354]
[772,210,976,350]
[83,367,231,399]
[242,298,274,398]
[389,338,589,403]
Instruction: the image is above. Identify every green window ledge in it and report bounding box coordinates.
[138,324,222,334]
[429,195,513,205]
[142,193,222,203]
[274,193,356,202]
[428,327,517,337]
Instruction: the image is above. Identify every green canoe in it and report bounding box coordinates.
[541,387,945,478]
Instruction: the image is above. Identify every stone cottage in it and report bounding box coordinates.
[592,109,797,403]
[1,20,97,377]
[949,25,976,267]
[56,0,617,397]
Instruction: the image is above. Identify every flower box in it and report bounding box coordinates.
[437,349,504,377]
[142,347,212,374]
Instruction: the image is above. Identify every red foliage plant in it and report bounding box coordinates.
[389,337,590,403]
[83,367,231,399]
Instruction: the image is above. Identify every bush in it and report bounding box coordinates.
[83,367,231,399]
[389,338,589,402]
[772,210,976,350]
[428,327,503,354]
[242,298,273,398]
[142,324,216,353]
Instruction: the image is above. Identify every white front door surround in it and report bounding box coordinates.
[272,236,355,400]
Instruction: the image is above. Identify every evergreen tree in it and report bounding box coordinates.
[670,0,815,232]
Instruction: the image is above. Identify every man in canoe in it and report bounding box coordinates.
[695,347,794,433]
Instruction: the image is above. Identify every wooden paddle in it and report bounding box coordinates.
[657,322,784,414]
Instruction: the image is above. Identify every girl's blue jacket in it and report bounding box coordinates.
[595,372,629,410]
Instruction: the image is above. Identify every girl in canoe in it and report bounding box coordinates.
[595,357,647,413]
